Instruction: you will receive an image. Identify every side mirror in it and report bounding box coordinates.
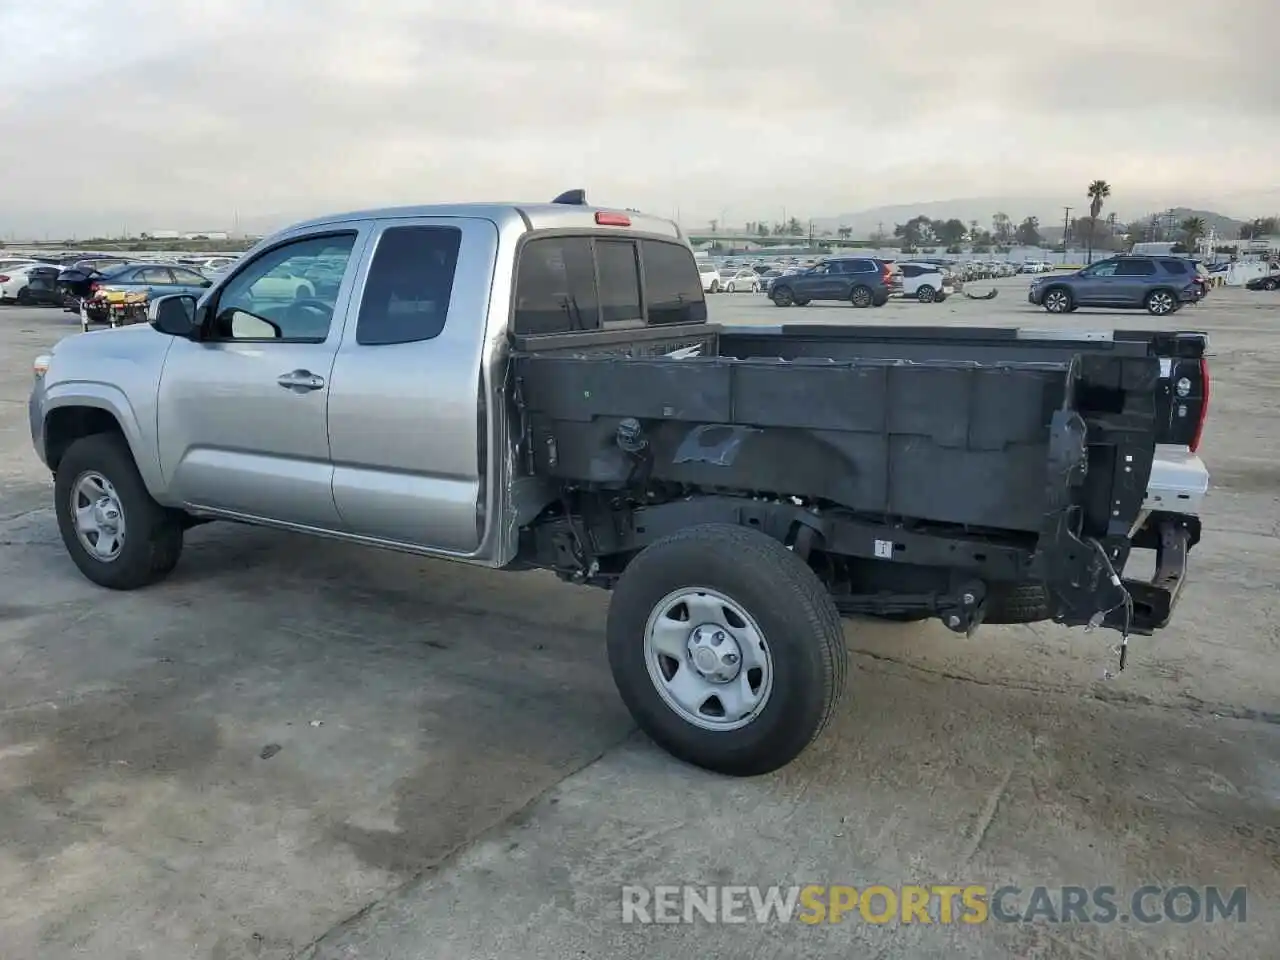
[149,294,198,337]
[201,278,213,288]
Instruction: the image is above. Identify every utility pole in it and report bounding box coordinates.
[1062,207,1072,264]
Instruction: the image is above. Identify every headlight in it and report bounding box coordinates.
[34,354,52,379]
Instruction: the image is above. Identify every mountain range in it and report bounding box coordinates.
[808,193,1278,242]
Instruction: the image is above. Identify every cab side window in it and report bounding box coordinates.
[356,226,462,345]
[210,233,356,342]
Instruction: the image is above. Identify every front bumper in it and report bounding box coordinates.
[29,377,47,467]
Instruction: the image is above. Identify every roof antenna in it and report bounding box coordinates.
[552,189,587,206]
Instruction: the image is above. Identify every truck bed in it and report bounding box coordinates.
[509,321,1207,632]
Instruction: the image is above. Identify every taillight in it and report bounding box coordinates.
[0,275,9,283]
[89,281,101,293]
[1189,357,1209,453]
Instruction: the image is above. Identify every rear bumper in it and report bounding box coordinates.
[1144,445,1209,514]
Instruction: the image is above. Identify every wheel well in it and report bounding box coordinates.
[44,406,125,470]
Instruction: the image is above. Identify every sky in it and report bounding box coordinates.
[1,0,1277,238]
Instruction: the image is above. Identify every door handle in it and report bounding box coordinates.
[277,369,325,392]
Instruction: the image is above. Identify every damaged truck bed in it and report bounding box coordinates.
[513,323,1208,638]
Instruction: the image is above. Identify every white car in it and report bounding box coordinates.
[0,262,55,302]
[721,268,761,293]
[896,263,954,302]
[191,256,238,275]
[697,261,723,293]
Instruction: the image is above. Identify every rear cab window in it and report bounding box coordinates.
[513,232,706,335]
[1159,258,1189,274]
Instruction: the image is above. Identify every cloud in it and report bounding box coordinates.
[0,0,1276,237]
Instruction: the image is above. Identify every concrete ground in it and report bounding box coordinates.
[0,280,1277,960]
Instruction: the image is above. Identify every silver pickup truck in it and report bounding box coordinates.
[29,191,1210,776]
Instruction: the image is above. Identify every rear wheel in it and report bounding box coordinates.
[916,284,936,303]
[606,524,847,776]
[850,285,874,308]
[771,285,793,307]
[1263,278,1278,291]
[1145,289,1176,316]
[16,287,34,305]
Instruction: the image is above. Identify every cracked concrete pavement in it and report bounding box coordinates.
[0,282,1277,959]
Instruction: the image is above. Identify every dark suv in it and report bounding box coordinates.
[1027,256,1198,316]
[768,257,892,308]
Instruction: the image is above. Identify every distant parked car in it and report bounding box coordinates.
[189,256,238,274]
[0,264,62,305]
[723,268,762,293]
[56,258,136,310]
[768,256,893,308]
[896,263,955,302]
[81,263,213,326]
[697,260,722,293]
[1027,256,1199,316]
[1245,270,1280,291]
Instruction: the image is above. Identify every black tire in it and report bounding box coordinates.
[1263,278,1277,291]
[1145,288,1176,316]
[16,287,34,305]
[916,285,936,303]
[606,524,847,777]
[54,433,184,590]
[771,285,793,307]
[985,584,1050,624]
[850,285,874,308]
[1042,287,1073,313]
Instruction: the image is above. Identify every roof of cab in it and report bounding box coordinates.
[286,201,682,240]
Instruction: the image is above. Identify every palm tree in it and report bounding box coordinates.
[1085,179,1111,264]
[1181,217,1206,253]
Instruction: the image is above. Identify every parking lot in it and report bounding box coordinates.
[1,278,1278,959]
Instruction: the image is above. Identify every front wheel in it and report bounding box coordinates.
[1263,278,1278,291]
[1043,288,1073,313]
[1145,289,1176,316]
[709,281,720,294]
[54,433,185,590]
[771,286,793,307]
[606,524,847,776]
[16,287,34,305]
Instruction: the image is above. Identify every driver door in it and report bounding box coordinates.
[801,262,839,299]
[1073,261,1118,305]
[156,227,371,529]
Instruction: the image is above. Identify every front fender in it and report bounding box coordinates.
[41,381,171,503]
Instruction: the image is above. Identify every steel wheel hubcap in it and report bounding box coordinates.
[1151,293,1171,313]
[643,587,774,731]
[70,471,126,561]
